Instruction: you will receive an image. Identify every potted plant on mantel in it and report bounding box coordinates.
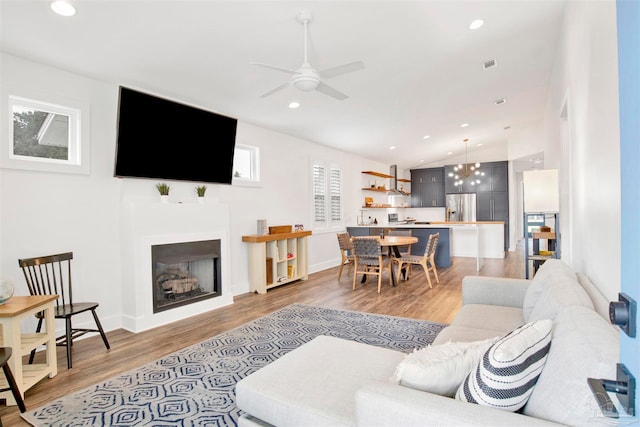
[156,183,171,203]
[195,185,207,203]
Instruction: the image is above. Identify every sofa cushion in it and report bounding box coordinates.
[235,335,404,427]
[451,304,524,333]
[522,259,577,321]
[390,337,500,397]
[527,272,594,322]
[433,325,509,345]
[524,305,619,425]
[456,320,552,412]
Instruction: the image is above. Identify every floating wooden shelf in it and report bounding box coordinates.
[362,171,393,179]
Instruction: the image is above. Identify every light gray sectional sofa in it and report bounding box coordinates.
[236,260,619,426]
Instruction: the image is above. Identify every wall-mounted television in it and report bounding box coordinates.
[114,86,237,184]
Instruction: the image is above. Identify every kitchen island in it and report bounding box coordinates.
[347,221,504,271]
[347,225,452,267]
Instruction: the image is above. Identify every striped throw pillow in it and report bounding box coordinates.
[455,319,552,412]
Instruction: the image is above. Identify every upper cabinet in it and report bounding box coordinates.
[444,165,478,193]
[475,162,508,192]
[410,168,445,207]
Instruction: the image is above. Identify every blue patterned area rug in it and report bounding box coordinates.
[22,303,446,426]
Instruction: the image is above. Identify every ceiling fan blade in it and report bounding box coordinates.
[315,82,348,101]
[250,62,297,75]
[260,81,291,98]
[318,61,365,79]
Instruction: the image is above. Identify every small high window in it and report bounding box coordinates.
[233,144,260,184]
[2,93,89,174]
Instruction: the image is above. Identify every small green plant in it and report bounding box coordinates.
[195,185,207,197]
[156,182,171,195]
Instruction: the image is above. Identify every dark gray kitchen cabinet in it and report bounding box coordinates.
[477,190,509,250]
[476,161,508,192]
[444,165,479,194]
[411,168,445,207]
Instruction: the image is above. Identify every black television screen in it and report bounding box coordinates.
[114,87,237,184]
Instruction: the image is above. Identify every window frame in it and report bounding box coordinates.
[2,88,90,175]
[232,143,261,187]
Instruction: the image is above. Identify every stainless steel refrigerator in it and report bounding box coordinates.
[446,193,477,222]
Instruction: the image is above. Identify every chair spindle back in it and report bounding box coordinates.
[19,252,74,309]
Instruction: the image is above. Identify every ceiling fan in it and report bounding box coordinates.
[251,11,365,101]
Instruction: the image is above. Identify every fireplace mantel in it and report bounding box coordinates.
[120,200,233,332]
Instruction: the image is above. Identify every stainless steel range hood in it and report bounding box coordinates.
[389,165,408,195]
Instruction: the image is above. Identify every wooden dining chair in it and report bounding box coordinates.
[336,232,354,281]
[394,232,440,288]
[352,236,392,293]
[18,252,111,369]
[0,347,26,421]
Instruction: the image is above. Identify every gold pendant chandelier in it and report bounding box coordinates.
[448,138,484,186]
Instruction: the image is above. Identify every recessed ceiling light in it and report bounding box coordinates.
[389,146,396,150]
[447,151,453,155]
[288,101,300,109]
[423,135,431,139]
[419,159,425,163]
[461,123,469,128]
[504,125,511,130]
[494,98,507,105]
[469,19,484,30]
[477,143,483,147]
[51,0,76,16]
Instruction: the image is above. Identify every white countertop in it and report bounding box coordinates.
[351,221,503,228]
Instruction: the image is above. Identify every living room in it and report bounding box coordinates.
[0,0,638,425]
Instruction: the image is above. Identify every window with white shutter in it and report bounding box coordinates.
[312,161,343,230]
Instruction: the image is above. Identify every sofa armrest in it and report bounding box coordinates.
[355,382,562,426]
[462,276,530,308]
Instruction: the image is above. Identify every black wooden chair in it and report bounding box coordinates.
[0,347,26,426]
[18,252,110,369]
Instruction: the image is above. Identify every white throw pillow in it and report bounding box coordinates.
[390,337,499,397]
[455,319,552,412]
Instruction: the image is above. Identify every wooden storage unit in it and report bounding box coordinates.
[524,212,560,278]
[0,295,58,404]
[242,231,312,294]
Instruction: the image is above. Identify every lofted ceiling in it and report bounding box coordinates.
[0,1,565,170]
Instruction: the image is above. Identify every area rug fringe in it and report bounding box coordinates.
[22,303,445,426]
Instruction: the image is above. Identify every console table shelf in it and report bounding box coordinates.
[242,231,312,294]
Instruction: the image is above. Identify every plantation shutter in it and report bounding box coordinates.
[312,161,343,230]
[329,167,342,223]
[313,164,326,224]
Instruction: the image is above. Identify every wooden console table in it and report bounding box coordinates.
[242,231,312,294]
[0,295,58,404]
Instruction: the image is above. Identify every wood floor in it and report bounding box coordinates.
[1,251,524,426]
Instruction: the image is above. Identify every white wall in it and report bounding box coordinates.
[542,0,620,300]
[0,53,388,334]
[1,54,123,333]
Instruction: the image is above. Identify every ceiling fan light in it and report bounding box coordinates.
[292,75,319,91]
[51,0,76,16]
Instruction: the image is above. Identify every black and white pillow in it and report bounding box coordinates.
[455,320,552,412]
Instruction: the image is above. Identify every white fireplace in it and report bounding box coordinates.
[121,199,233,332]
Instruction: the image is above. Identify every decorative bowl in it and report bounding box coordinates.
[0,280,14,305]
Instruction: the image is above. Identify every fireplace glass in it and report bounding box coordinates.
[152,239,221,313]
